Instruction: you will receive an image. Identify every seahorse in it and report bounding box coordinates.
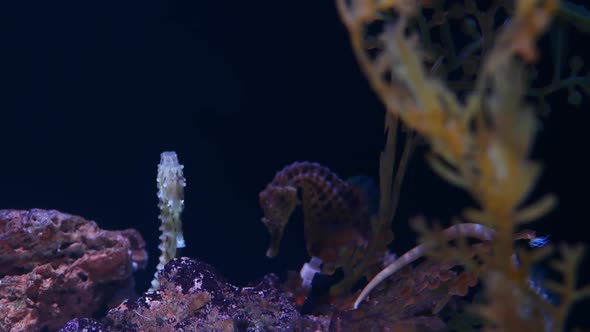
[259,161,376,272]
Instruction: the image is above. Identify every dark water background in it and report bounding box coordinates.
[1,0,588,327]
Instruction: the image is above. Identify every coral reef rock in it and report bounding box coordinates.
[62,257,330,332]
[0,209,147,332]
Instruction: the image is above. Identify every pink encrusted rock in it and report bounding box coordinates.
[62,257,331,332]
[0,209,147,332]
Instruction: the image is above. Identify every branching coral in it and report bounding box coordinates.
[333,260,478,331]
[333,0,589,330]
[353,222,540,309]
[255,1,589,330]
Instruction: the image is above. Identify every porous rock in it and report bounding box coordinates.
[0,209,147,332]
[62,257,330,331]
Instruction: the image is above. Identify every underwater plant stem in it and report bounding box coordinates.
[353,222,538,309]
[556,1,590,33]
[528,74,589,97]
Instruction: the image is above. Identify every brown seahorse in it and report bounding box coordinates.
[259,161,376,272]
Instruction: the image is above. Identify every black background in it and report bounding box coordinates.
[1,0,588,327]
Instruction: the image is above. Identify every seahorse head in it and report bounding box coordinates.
[259,184,299,258]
